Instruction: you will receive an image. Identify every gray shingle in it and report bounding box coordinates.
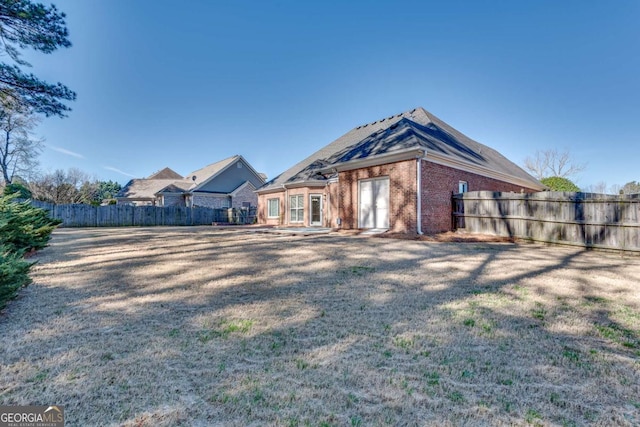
[258,107,540,191]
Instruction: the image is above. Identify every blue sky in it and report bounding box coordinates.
[25,0,640,190]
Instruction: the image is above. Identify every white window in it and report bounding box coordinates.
[267,198,279,218]
[289,195,304,223]
[459,181,468,193]
[221,198,231,208]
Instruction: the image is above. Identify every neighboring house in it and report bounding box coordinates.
[117,155,265,208]
[256,107,544,234]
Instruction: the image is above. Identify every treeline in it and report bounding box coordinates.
[0,195,61,310]
[4,168,121,205]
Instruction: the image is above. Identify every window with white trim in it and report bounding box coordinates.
[267,198,279,218]
[458,181,468,193]
[289,195,304,223]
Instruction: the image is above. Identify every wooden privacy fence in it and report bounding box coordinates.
[31,202,257,227]
[452,191,640,252]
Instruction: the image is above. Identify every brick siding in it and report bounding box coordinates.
[257,159,537,233]
[192,193,230,208]
[420,160,538,233]
[338,160,417,233]
[257,192,285,225]
[160,193,184,207]
[231,183,258,208]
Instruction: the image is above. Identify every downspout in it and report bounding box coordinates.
[416,156,423,235]
[283,184,288,226]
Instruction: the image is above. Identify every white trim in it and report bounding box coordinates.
[309,193,323,226]
[267,198,280,218]
[358,176,390,229]
[284,181,327,189]
[257,180,327,194]
[289,194,304,223]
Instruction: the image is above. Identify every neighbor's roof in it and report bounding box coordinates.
[147,167,183,180]
[118,155,265,199]
[117,179,183,200]
[185,155,241,188]
[258,107,542,192]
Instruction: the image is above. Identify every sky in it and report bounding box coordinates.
[22,0,640,190]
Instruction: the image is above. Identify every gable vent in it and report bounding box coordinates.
[237,162,243,168]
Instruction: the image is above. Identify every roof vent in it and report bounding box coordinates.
[192,176,196,181]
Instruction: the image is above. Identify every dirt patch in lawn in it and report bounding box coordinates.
[1,227,639,426]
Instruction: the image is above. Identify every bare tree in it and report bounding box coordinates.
[30,168,95,204]
[0,100,42,184]
[523,148,586,180]
[586,182,608,194]
[609,184,622,195]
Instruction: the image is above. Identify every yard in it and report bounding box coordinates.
[1,227,639,426]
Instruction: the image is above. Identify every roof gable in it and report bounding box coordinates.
[188,155,265,192]
[186,155,240,188]
[147,167,183,180]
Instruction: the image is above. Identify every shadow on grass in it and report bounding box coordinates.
[1,227,638,426]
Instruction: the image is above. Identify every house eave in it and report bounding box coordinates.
[283,180,328,189]
[425,151,545,191]
[319,148,426,173]
[256,180,328,194]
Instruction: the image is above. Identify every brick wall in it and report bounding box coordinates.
[160,193,184,207]
[231,183,258,208]
[326,181,339,228]
[258,160,537,234]
[258,192,285,225]
[420,160,539,233]
[258,187,330,226]
[192,193,230,208]
[338,160,417,233]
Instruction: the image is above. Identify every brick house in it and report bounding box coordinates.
[117,155,265,208]
[256,107,543,234]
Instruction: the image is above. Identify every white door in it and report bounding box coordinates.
[359,178,389,229]
[310,194,323,226]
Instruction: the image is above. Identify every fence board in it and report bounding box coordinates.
[28,202,257,228]
[453,191,640,252]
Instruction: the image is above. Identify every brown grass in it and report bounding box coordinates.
[1,227,639,426]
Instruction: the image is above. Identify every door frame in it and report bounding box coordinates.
[358,177,390,229]
[309,194,323,226]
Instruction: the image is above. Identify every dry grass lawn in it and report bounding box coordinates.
[1,227,639,426]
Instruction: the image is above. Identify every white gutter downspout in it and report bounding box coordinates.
[283,184,288,226]
[416,155,423,235]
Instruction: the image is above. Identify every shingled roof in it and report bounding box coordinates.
[258,107,542,192]
[147,167,183,180]
[185,155,241,188]
[117,179,184,201]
